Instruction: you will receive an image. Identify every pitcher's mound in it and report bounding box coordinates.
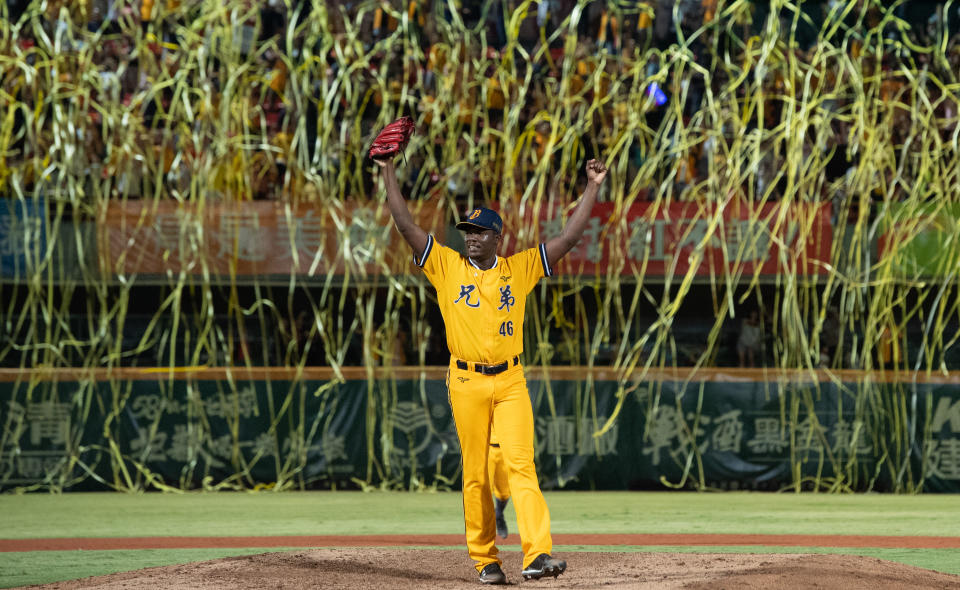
[27,548,960,589]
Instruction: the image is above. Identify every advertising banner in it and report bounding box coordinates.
[97,199,446,278]
[3,373,958,493]
[0,378,366,491]
[96,198,831,278]
[529,379,879,491]
[495,198,832,277]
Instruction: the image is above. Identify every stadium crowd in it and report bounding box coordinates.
[2,1,958,205]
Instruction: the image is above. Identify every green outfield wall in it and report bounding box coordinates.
[2,368,958,494]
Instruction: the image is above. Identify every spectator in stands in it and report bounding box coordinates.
[820,307,841,368]
[737,310,762,368]
[878,320,901,370]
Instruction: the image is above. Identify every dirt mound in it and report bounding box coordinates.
[22,548,960,589]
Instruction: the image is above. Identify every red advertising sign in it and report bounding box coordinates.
[98,199,446,277]
[494,198,832,276]
[99,197,830,278]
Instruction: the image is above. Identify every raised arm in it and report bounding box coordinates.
[544,159,608,268]
[374,158,429,258]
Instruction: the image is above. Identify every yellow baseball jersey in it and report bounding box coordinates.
[416,236,553,364]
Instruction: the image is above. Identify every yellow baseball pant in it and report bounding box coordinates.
[448,359,552,572]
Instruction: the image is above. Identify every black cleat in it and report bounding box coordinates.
[495,498,509,539]
[479,562,507,585]
[521,553,566,580]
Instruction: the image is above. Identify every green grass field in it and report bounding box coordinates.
[1,491,959,587]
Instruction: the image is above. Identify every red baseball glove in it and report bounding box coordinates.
[368,116,416,160]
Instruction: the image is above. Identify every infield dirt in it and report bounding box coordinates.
[19,548,960,589]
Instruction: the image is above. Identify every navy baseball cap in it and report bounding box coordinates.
[456,207,503,234]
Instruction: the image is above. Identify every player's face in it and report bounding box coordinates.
[462,227,501,261]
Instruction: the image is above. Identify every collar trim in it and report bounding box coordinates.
[468,256,499,271]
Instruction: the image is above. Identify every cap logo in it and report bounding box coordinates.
[456,207,503,235]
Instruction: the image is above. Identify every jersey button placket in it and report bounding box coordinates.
[479,271,494,362]
[473,270,490,364]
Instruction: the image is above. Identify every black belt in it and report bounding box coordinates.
[456,356,519,376]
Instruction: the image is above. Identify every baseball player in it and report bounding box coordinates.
[373,155,608,585]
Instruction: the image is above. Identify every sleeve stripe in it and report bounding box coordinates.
[539,243,553,277]
[414,235,434,268]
